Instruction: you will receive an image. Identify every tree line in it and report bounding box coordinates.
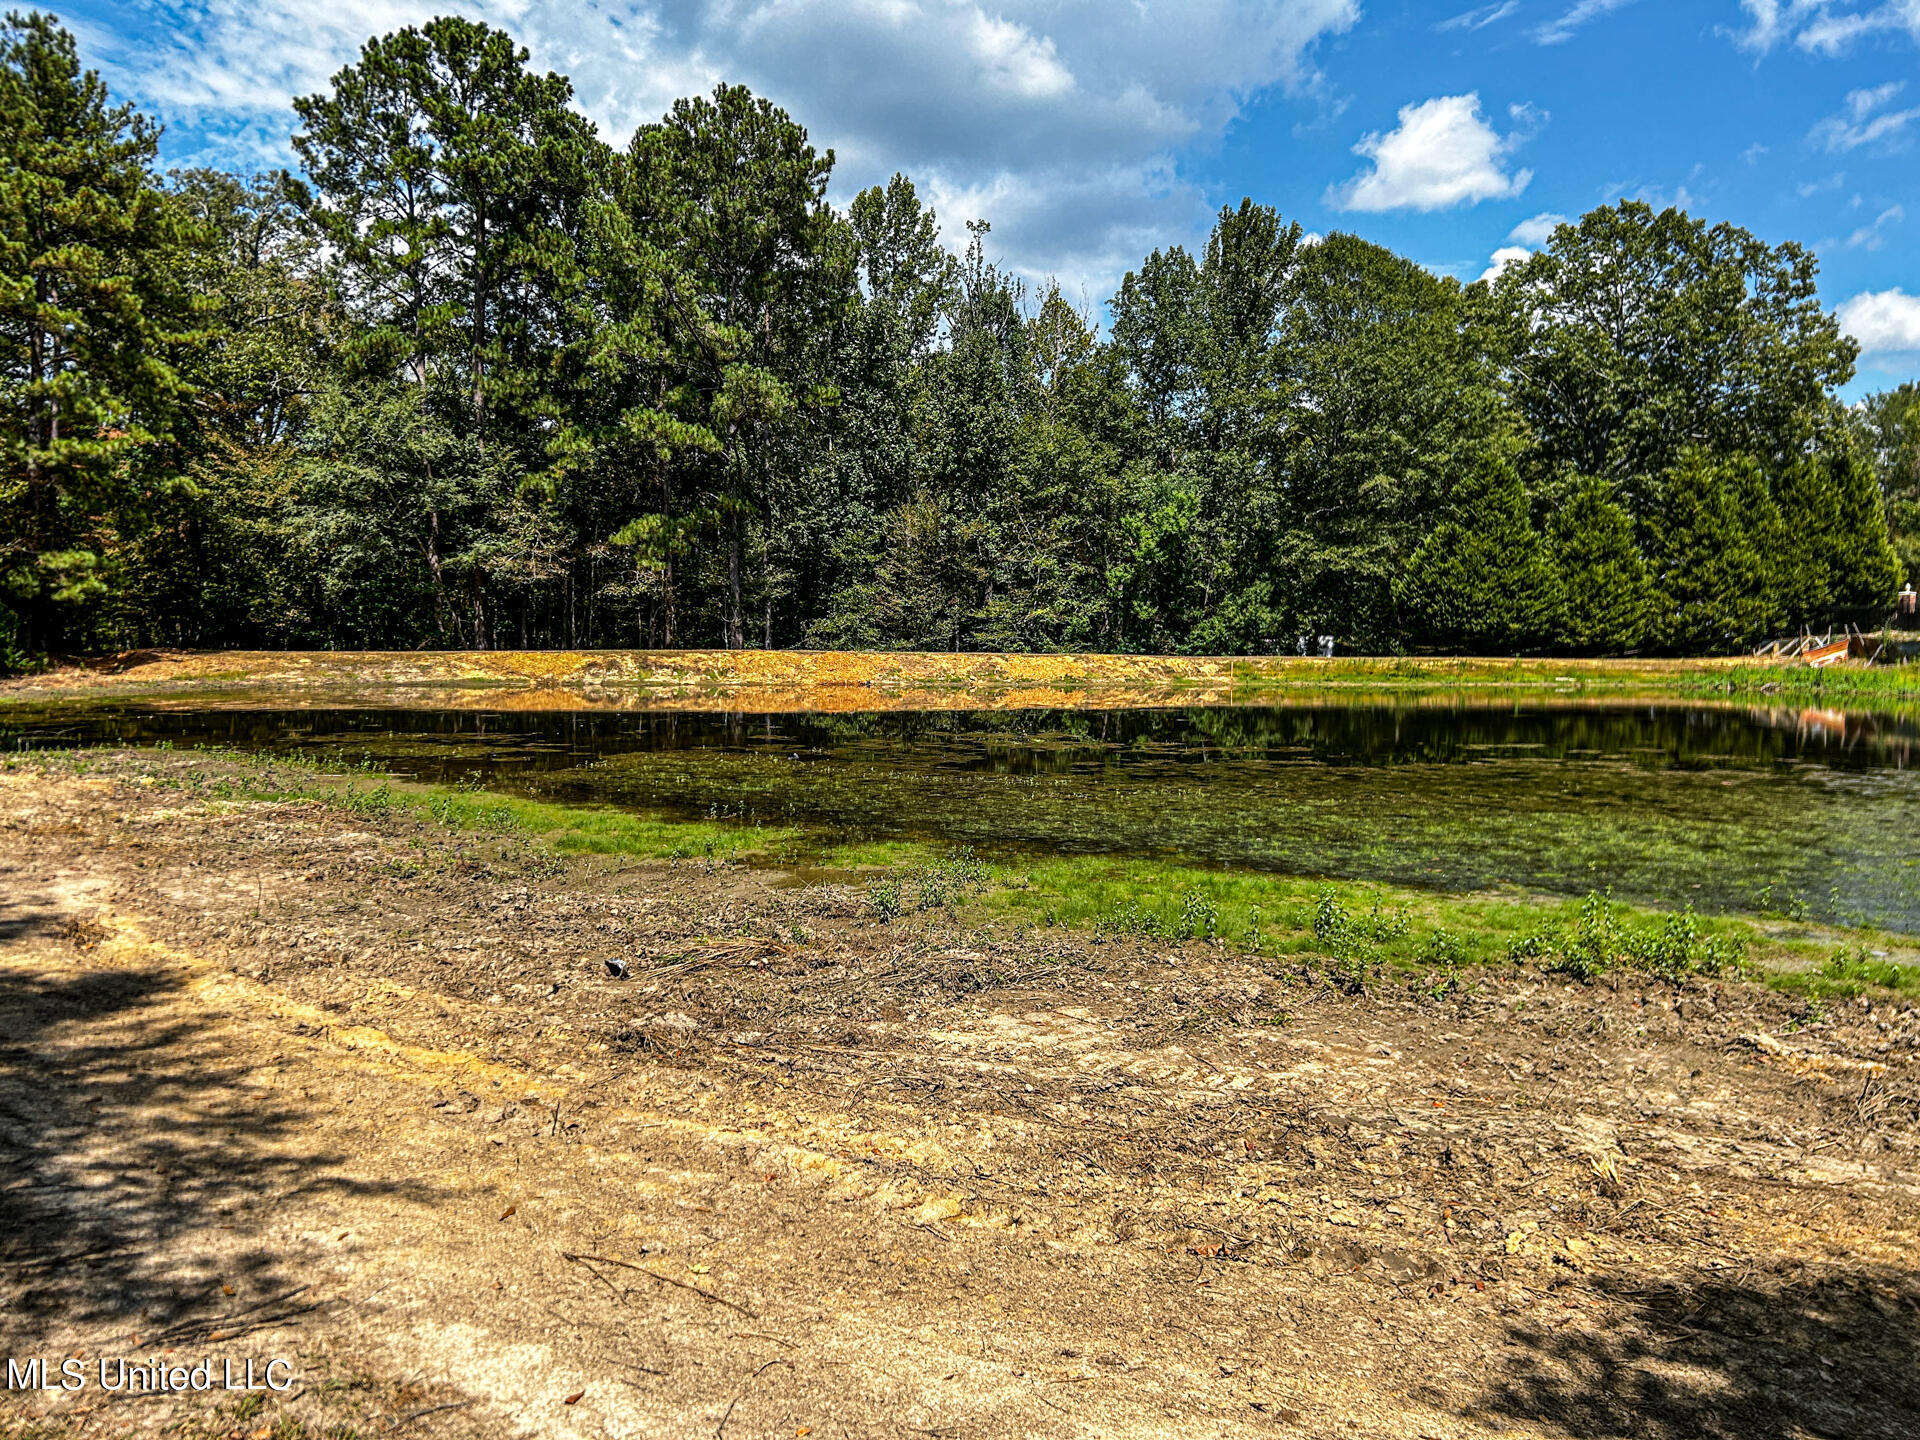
[1,11,1910,665]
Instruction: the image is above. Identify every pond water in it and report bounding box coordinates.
[9,700,1919,934]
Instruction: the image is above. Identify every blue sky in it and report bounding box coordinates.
[60,0,1920,393]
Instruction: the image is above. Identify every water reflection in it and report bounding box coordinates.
[7,700,1918,933]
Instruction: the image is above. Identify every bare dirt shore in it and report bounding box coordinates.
[0,648,1757,715]
[2,754,1917,1440]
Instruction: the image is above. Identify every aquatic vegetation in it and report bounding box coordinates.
[7,696,1918,933]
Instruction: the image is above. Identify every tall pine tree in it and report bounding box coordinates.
[1401,454,1563,652]
[0,11,193,654]
[1550,476,1651,653]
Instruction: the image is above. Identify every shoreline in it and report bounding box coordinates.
[3,646,1898,716]
[1,749,1915,1439]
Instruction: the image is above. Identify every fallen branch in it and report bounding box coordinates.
[716,1358,792,1439]
[388,1400,472,1430]
[561,1252,758,1318]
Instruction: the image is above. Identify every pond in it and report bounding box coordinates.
[8,699,1919,934]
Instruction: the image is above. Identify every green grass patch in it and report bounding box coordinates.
[330,779,797,860]
[17,743,801,862]
[14,741,1917,998]
[1767,943,1920,1001]
[957,852,1916,996]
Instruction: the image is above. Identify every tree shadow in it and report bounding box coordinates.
[0,921,435,1351]
[1469,1263,1920,1440]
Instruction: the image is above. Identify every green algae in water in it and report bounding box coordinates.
[9,699,1918,935]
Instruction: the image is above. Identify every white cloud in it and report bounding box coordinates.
[1435,3,1518,32]
[1327,93,1535,212]
[1508,211,1567,244]
[76,0,1362,300]
[1532,0,1637,46]
[1837,287,1920,353]
[1479,244,1531,281]
[1733,1,1920,55]
[1809,81,1920,150]
[1844,203,1904,247]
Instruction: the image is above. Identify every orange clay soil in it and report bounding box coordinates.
[0,648,1761,714]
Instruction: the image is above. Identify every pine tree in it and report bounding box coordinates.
[1549,476,1651,653]
[1725,453,1787,638]
[1769,457,1840,626]
[1649,448,1775,651]
[633,84,850,648]
[293,17,604,437]
[0,11,193,653]
[1826,439,1900,609]
[1401,454,1563,651]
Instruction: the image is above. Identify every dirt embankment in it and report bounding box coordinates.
[0,648,1759,715]
[2,755,1918,1440]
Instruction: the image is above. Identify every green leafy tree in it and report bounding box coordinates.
[1402,454,1563,651]
[1549,476,1651,653]
[1825,438,1900,609]
[633,84,851,647]
[1769,457,1841,626]
[1270,232,1508,649]
[294,17,604,436]
[1649,449,1777,651]
[101,168,338,645]
[1483,201,1855,507]
[0,11,194,654]
[293,16,607,643]
[1854,383,1920,587]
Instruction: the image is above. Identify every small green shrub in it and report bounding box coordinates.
[1178,889,1220,941]
[1547,891,1618,980]
[867,877,903,921]
[1507,931,1554,963]
[1620,906,1746,981]
[1311,886,1378,993]
[1809,945,1914,997]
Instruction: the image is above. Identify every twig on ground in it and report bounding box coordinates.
[388,1400,472,1430]
[715,1358,792,1439]
[562,1252,758,1318]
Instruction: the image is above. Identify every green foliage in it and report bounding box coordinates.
[1536,891,1747,981]
[1798,945,1919,999]
[1625,908,1748,980]
[1091,886,1222,943]
[0,17,1899,660]
[1549,476,1651,652]
[1402,453,1564,651]
[1546,891,1620,980]
[1485,200,1855,489]
[1309,886,1408,993]
[1651,449,1780,652]
[1855,383,1920,588]
[0,11,197,651]
[867,847,989,919]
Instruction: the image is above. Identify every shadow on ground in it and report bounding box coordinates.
[0,899,433,1351]
[1470,1263,1920,1439]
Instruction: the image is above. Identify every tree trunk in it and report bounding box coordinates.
[727,512,744,650]
[426,506,448,644]
[471,201,487,435]
[469,570,490,651]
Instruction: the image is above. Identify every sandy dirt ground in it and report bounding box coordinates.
[2,755,1917,1440]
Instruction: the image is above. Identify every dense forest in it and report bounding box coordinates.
[1,11,1912,666]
